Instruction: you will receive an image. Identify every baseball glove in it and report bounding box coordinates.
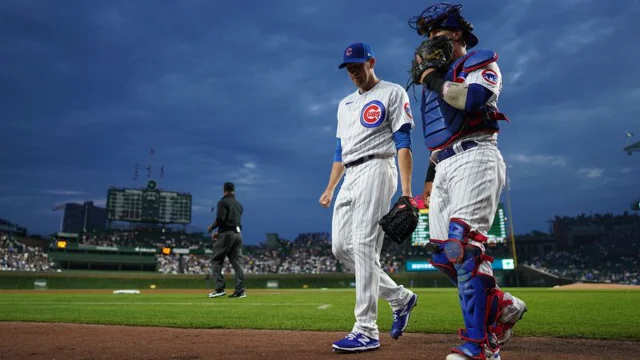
[410,35,454,85]
[378,196,420,244]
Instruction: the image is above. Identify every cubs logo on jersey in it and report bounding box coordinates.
[360,100,386,128]
[481,69,498,85]
[404,102,413,119]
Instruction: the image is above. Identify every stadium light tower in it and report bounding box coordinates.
[505,169,521,287]
[623,131,640,155]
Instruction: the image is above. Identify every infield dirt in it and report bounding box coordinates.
[553,283,640,290]
[2,321,639,360]
[3,287,640,359]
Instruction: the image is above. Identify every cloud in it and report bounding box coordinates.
[307,104,323,116]
[230,167,264,186]
[578,168,604,179]
[2,0,639,240]
[0,195,35,205]
[44,189,85,196]
[509,154,568,167]
[554,19,615,54]
[54,198,107,207]
[191,205,211,214]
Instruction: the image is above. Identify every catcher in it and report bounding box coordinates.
[405,3,528,360]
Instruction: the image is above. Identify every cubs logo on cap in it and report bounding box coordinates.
[360,100,386,128]
[339,42,375,69]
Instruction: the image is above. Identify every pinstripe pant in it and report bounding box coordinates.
[331,157,414,340]
[429,141,507,277]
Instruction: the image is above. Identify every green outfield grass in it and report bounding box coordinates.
[0,288,639,341]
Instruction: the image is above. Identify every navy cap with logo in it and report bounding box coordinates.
[338,43,374,69]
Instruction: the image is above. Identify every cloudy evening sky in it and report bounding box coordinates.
[1,0,638,244]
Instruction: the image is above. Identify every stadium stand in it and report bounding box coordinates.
[1,212,638,285]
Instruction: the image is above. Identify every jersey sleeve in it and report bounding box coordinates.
[388,86,415,133]
[464,61,502,101]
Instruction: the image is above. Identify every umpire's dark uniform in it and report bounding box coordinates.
[208,182,245,298]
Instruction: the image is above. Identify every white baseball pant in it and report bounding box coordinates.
[331,156,414,340]
[429,141,505,277]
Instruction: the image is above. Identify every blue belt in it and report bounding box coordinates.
[435,141,478,163]
[345,154,382,168]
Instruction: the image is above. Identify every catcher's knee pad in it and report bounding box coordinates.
[443,218,489,264]
[426,241,457,285]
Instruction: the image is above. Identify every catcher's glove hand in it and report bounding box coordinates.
[378,196,420,244]
[410,35,454,85]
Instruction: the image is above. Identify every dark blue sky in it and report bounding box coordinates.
[1,0,638,244]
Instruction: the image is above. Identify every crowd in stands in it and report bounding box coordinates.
[78,228,210,250]
[1,213,638,285]
[0,232,56,272]
[520,213,640,285]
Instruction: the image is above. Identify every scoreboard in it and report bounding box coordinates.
[106,180,192,224]
[411,203,507,246]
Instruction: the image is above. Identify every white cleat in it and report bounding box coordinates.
[446,348,501,360]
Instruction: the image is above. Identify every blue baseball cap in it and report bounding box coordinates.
[338,43,374,69]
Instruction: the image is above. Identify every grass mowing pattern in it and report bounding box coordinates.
[0,288,638,340]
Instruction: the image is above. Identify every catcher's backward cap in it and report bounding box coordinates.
[411,2,479,49]
[432,12,479,49]
[338,42,374,69]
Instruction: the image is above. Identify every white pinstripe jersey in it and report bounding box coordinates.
[452,61,503,145]
[336,80,415,165]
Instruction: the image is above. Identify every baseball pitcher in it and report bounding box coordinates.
[406,3,528,360]
[319,42,419,353]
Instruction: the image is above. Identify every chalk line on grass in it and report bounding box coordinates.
[0,301,326,307]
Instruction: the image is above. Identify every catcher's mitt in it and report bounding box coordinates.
[378,196,420,244]
[410,35,454,85]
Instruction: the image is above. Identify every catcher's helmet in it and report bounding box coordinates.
[409,2,479,49]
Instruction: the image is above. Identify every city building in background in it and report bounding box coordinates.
[61,201,107,233]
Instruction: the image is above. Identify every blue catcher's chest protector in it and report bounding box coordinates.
[420,50,508,151]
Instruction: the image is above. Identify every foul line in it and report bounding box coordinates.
[0,301,326,307]
[316,304,332,310]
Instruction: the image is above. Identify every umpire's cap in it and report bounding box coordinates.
[224,182,235,192]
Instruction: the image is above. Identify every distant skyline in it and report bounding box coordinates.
[1,0,638,244]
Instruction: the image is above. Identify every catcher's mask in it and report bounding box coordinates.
[408,2,479,49]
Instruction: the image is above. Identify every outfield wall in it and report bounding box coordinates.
[0,270,529,290]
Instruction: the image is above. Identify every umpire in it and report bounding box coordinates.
[207,182,246,299]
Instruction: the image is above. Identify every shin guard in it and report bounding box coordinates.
[444,219,501,360]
